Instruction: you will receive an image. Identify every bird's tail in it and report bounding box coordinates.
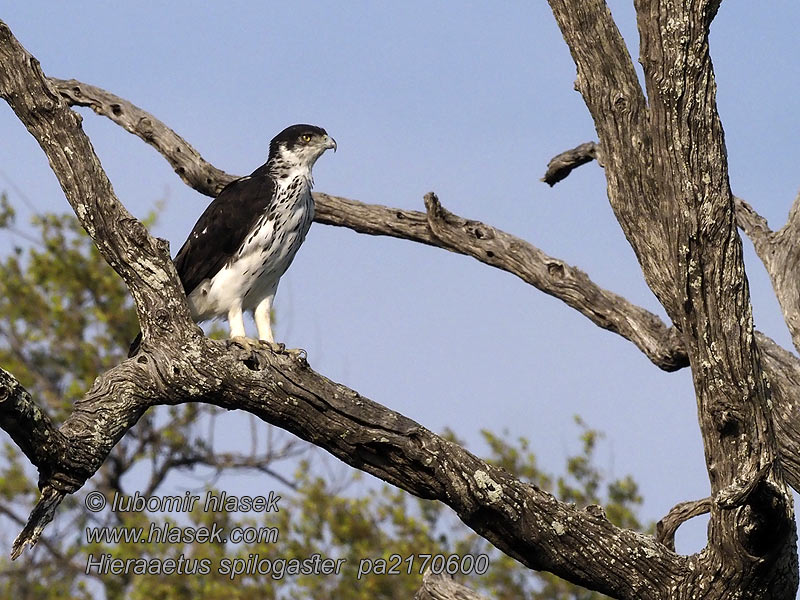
[128,331,142,358]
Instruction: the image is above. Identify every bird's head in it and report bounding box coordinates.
[268,124,336,169]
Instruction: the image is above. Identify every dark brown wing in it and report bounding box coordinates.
[174,167,275,294]
[129,166,274,358]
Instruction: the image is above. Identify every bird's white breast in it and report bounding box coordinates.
[187,173,314,320]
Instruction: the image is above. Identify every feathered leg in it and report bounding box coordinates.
[254,293,275,342]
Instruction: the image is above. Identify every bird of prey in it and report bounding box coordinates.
[128,124,336,357]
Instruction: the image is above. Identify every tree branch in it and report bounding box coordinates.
[0,367,64,472]
[0,24,194,351]
[3,11,800,596]
[656,497,711,552]
[543,142,778,256]
[0,20,690,597]
[734,196,773,253]
[414,570,491,600]
[43,74,800,499]
[549,0,795,594]
[0,502,87,577]
[6,332,687,597]
[543,137,800,376]
[49,79,689,372]
[734,191,800,356]
[52,78,232,197]
[541,141,600,186]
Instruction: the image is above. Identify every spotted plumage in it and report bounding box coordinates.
[128,124,336,356]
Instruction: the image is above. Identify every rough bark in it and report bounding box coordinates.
[543,138,800,508]
[2,326,689,598]
[734,193,800,356]
[53,80,691,372]
[0,19,688,599]
[413,570,491,600]
[541,141,600,186]
[656,498,712,552]
[0,367,64,471]
[547,0,797,597]
[0,38,194,355]
[1,1,799,596]
[48,76,800,504]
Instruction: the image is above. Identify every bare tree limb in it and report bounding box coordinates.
[6,336,689,597]
[43,74,800,500]
[548,0,795,595]
[2,7,800,596]
[0,502,86,576]
[0,27,194,351]
[782,190,800,237]
[734,191,800,356]
[0,20,203,555]
[542,142,778,254]
[49,80,689,372]
[541,137,800,372]
[0,19,691,598]
[423,191,689,372]
[734,196,773,252]
[656,498,711,552]
[52,78,232,197]
[542,137,800,380]
[0,367,64,472]
[754,335,800,490]
[541,141,600,186]
[414,570,491,600]
[11,486,63,559]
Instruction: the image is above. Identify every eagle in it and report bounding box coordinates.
[128,124,336,357]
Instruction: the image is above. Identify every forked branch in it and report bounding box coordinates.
[0,19,688,598]
[46,74,800,501]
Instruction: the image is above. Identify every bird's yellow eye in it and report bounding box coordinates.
[301,134,312,142]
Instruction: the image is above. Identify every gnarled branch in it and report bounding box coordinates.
[548,0,795,594]
[0,19,688,599]
[49,80,688,372]
[3,5,800,596]
[541,141,600,186]
[0,367,64,472]
[44,71,800,502]
[656,498,712,552]
[414,570,491,600]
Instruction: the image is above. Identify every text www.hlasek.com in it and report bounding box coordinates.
[85,520,277,545]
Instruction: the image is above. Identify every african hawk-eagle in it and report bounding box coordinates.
[128,124,336,356]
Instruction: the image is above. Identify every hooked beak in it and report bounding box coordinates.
[324,135,337,152]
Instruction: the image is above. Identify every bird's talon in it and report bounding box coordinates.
[257,340,283,353]
[227,336,259,354]
[258,340,307,360]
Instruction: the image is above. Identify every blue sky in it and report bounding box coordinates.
[1,1,799,559]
